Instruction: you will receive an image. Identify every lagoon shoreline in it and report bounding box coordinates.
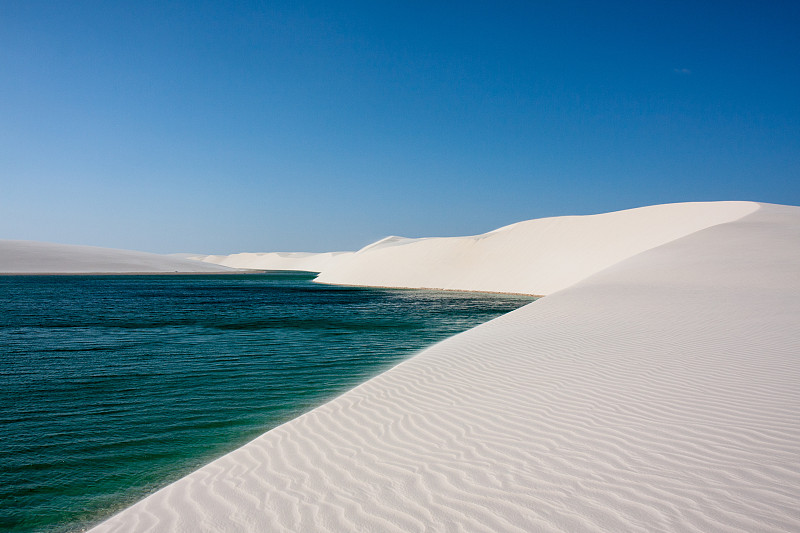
[84,201,800,532]
[4,201,798,532]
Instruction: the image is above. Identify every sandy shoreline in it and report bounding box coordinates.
[30,201,800,531]
[0,270,269,276]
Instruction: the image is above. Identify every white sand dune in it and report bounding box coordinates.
[189,250,354,272]
[316,201,760,294]
[0,240,236,273]
[91,201,800,532]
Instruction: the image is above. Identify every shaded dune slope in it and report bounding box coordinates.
[92,202,800,532]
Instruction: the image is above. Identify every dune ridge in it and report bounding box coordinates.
[316,201,759,295]
[90,201,800,532]
[0,240,235,273]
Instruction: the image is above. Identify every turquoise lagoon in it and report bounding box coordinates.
[0,272,534,532]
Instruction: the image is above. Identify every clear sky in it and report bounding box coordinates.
[2,1,798,253]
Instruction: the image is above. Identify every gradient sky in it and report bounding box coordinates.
[2,1,798,253]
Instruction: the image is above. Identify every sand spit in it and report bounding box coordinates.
[91,202,800,532]
[189,250,354,272]
[0,240,235,274]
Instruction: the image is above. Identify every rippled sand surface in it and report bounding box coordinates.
[93,203,800,532]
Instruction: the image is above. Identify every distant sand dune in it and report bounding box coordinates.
[87,202,800,532]
[0,240,235,273]
[189,250,354,272]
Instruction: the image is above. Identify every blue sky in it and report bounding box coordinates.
[2,1,798,253]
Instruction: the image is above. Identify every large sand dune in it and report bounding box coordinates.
[0,240,235,273]
[91,201,800,531]
[316,201,759,294]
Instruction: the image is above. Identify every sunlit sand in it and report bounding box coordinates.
[67,201,800,531]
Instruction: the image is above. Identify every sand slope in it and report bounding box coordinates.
[189,251,354,272]
[0,240,235,273]
[91,202,800,532]
[316,202,759,294]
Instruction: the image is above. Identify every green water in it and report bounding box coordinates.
[0,272,534,532]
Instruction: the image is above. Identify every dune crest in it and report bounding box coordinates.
[316,201,759,295]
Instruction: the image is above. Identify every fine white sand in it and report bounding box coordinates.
[0,240,236,273]
[91,201,800,532]
[316,201,760,294]
[188,250,354,272]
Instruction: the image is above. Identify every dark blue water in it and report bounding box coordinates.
[0,273,534,532]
